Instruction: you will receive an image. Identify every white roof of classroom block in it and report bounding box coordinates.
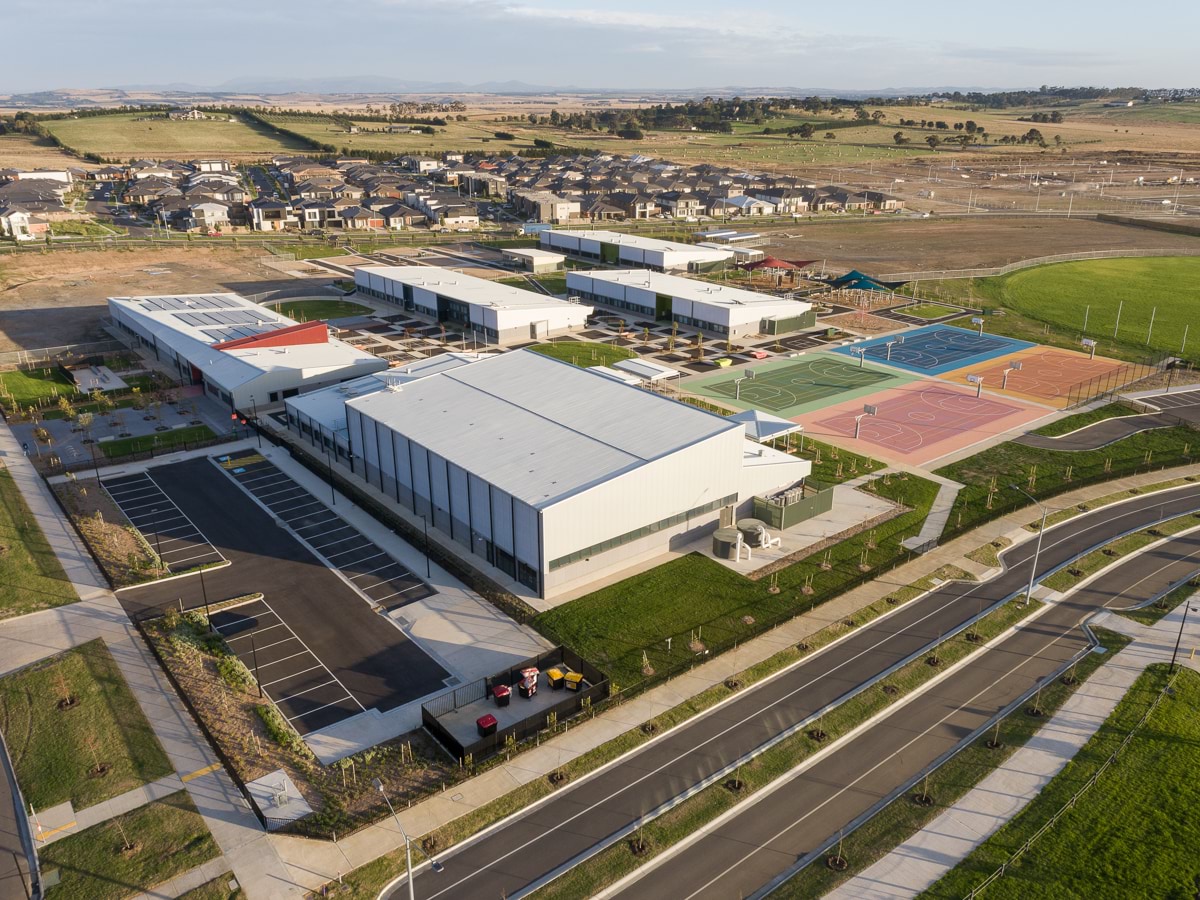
[502,248,566,262]
[107,293,385,390]
[356,266,576,313]
[727,409,804,442]
[543,229,735,258]
[346,349,740,508]
[577,270,812,316]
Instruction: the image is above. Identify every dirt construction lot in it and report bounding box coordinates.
[0,247,334,352]
[765,216,1200,275]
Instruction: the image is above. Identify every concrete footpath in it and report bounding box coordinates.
[268,464,1200,893]
[0,425,302,898]
[827,599,1200,900]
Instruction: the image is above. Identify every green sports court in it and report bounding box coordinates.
[689,354,916,417]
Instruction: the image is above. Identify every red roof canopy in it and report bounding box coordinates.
[213,320,330,351]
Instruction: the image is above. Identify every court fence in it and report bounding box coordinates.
[1065,353,1170,408]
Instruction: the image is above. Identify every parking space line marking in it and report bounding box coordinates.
[245,636,303,655]
[165,550,222,566]
[307,529,359,546]
[320,539,372,557]
[262,664,326,688]
[346,556,391,577]
[274,679,341,703]
[159,543,206,555]
[123,498,176,513]
[257,486,306,500]
[254,650,311,670]
[367,583,423,603]
[292,517,342,533]
[222,622,286,640]
[284,697,357,723]
[239,473,288,486]
[272,499,323,514]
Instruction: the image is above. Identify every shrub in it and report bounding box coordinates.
[216,656,254,693]
[255,704,310,756]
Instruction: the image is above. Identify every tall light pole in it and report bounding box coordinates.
[1010,484,1047,608]
[420,514,431,579]
[249,395,262,449]
[1169,601,1197,673]
[151,506,164,577]
[373,778,442,900]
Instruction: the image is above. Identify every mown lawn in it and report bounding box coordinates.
[536,474,939,687]
[266,298,370,321]
[0,367,76,409]
[0,467,77,618]
[498,274,569,295]
[529,341,635,368]
[902,302,960,319]
[41,792,218,900]
[935,426,1200,539]
[0,639,173,809]
[41,112,310,158]
[924,665,1200,900]
[935,257,1200,363]
[99,424,215,458]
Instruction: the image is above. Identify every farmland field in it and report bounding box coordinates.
[260,115,542,155]
[40,112,312,160]
[925,257,1200,360]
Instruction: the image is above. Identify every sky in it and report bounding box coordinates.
[5,0,1198,94]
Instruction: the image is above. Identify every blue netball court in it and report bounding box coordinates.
[831,325,1034,376]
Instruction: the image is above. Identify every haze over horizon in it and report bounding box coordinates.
[5,0,1197,95]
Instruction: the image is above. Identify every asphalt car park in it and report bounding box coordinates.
[210,597,363,734]
[115,457,451,733]
[216,456,434,610]
[102,472,225,573]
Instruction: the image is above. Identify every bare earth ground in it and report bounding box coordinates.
[765,216,1200,275]
[0,247,332,352]
[823,311,900,334]
[0,133,91,171]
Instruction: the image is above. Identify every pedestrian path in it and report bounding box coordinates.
[0,423,303,898]
[125,856,233,900]
[827,599,1200,900]
[31,773,184,846]
[902,471,962,551]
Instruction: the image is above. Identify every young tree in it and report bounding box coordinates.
[926,135,941,149]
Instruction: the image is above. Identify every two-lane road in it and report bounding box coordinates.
[618,529,1200,899]
[392,485,1200,900]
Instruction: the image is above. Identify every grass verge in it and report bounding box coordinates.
[923,662,1196,900]
[0,466,77,618]
[777,627,1132,899]
[530,598,1040,900]
[966,536,1011,569]
[935,427,1200,540]
[536,473,939,689]
[99,424,215,458]
[1031,474,1199,530]
[1030,402,1138,437]
[40,791,219,900]
[0,639,172,810]
[0,367,75,409]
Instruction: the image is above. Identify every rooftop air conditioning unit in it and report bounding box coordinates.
[381,372,406,392]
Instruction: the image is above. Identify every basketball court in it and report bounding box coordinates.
[937,346,1131,408]
[830,325,1034,376]
[687,353,915,417]
[797,381,1048,465]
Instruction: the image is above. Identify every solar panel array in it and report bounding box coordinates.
[136,295,244,312]
[200,323,285,342]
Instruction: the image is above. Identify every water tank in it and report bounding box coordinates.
[736,518,769,542]
[712,527,741,560]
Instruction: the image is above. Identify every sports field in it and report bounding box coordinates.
[800,382,1047,465]
[924,257,1200,361]
[938,346,1129,408]
[832,325,1034,376]
[688,354,914,417]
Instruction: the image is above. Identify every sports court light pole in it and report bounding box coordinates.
[1169,601,1197,673]
[1010,484,1046,608]
[374,778,442,900]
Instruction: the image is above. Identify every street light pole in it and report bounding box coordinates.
[250,395,262,449]
[373,778,442,900]
[198,564,212,626]
[152,506,164,577]
[1010,484,1047,608]
[1169,602,1196,673]
[421,515,431,579]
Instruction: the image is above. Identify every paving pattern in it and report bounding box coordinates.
[217,455,434,610]
[102,472,225,572]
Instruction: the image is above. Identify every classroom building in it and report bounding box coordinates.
[107,293,387,409]
[538,229,735,272]
[354,266,591,344]
[566,269,816,338]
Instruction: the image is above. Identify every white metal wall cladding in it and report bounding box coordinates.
[541,429,742,563]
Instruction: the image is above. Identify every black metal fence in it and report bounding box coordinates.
[50,430,243,475]
[1064,354,1169,408]
[422,647,609,763]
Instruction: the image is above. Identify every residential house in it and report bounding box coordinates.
[509,189,581,224]
[167,108,207,120]
[403,156,439,174]
[338,206,385,230]
[0,204,50,240]
[862,190,905,210]
[605,191,659,219]
[292,198,340,230]
[656,191,706,219]
[750,187,809,214]
[249,197,298,231]
[709,195,775,217]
